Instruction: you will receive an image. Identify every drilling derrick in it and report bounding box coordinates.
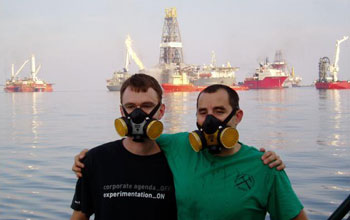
[159,7,184,65]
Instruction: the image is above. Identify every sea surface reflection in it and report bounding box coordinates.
[0,88,349,219]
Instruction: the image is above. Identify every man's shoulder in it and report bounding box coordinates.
[156,132,190,153]
[240,142,263,157]
[157,132,189,143]
[239,143,274,167]
[87,139,122,157]
[240,143,283,177]
[160,132,189,138]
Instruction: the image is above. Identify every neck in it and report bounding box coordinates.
[215,142,241,157]
[123,137,161,156]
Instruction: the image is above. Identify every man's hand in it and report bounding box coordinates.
[72,149,88,178]
[259,148,285,171]
[293,209,308,220]
[70,210,89,220]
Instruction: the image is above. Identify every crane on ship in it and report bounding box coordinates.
[119,35,145,73]
[106,35,146,91]
[30,54,42,82]
[125,35,145,71]
[9,59,29,82]
[329,36,348,82]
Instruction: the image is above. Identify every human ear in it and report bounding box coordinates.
[120,105,125,117]
[235,109,243,124]
[157,103,166,120]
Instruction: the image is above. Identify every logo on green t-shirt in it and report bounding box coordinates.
[234,174,255,191]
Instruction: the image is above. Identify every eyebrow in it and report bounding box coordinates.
[198,106,227,112]
[213,106,227,111]
[123,101,156,106]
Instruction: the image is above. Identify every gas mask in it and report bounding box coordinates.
[189,109,239,154]
[114,103,163,142]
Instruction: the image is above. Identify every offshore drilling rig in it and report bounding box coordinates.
[157,7,196,91]
[157,7,241,92]
[159,8,184,65]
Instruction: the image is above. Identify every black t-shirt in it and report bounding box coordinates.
[71,139,177,220]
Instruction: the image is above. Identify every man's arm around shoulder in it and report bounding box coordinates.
[70,210,89,220]
[293,209,308,220]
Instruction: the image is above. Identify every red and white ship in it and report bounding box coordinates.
[315,36,350,90]
[4,54,53,92]
[243,53,288,89]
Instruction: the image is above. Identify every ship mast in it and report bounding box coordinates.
[330,36,348,82]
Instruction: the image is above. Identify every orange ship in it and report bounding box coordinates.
[4,54,53,92]
[162,83,198,92]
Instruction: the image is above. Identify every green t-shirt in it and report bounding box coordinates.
[157,132,303,220]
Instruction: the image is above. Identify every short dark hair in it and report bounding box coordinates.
[120,73,163,103]
[197,84,240,111]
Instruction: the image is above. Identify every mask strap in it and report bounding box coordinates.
[121,103,161,118]
[122,106,129,117]
[148,103,161,118]
[196,122,201,130]
[223,107,238,124]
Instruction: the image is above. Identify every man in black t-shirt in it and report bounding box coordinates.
[70,74,177,220]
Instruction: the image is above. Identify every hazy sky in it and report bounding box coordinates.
[1,0,349,90]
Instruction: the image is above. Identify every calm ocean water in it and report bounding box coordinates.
[0,88,349,219]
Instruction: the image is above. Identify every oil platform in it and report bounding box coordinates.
[157,7,243,92]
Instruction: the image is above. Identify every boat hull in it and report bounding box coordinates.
[4,83,53,92]
[243,76,288,89]
[315,81,350,89]
[195,85,249,92]
[106,71,130,91]
[162,83,198,92]
[162,83,249,92]
[106,85,122,91]
[192,77,236,87]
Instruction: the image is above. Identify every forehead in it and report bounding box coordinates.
[198,89,230,109]
[122,87,159,104]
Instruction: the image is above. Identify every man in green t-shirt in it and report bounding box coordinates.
[72,81,306,219]
[156,84,308,219]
